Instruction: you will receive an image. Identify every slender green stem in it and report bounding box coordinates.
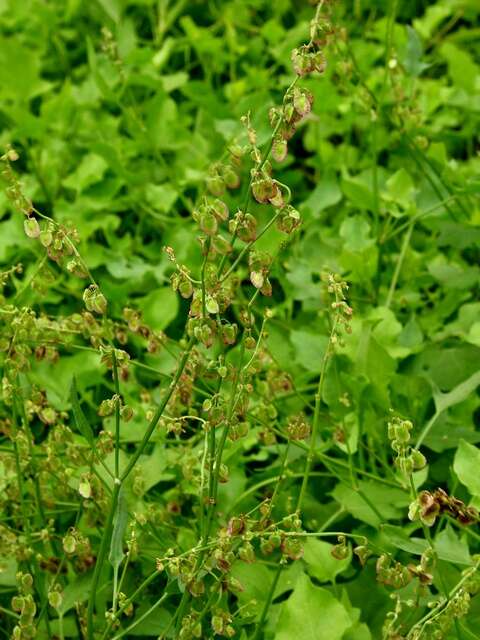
[228,471,333,514]
[86,483,121,640]
[385,221,413,308]
[58,613,65,640]
[407,559,480,638]
[11,402,53,637]
[297,314,339,512]
[120,336,195,482]
[219,212,280,283]
[13,254,47,302]
[414,411,439,450]
[205,339,245,539]
[100,570,161,640]
[111,594,168,640]
[270,442,291,509]
[91,337,195,638]
[200,236,211,318]
[112,352,121,480]
[252,563,283,640]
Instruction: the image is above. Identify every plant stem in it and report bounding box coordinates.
[414,410,440,450]
[100,570,161,640]
[120,336,195,482]
[219,212,280,283]
[112,352,121,480]
[252,563,283,640]
[89,337,195,639]
[385,221,413,308]
[111,593,168,640]
[86,482,121,640]
[296,312,339,512]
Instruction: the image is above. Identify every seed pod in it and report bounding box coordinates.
[221,323,237,345]
[229,421,249,441]
[227,516,245,536]
[277,204,301,234]
[236,212,257,243]
[24,217,40,239]
[250,271,264,289]
[293,87,313,116]
[282,537,304,560]
[313,50,327,73]
[206,174,225,197]
[260,277,272,297]
[212,616,224,635]
[272,136,288,162]
[331,535,350,560]
[218,463,229,483]
[198,211,218,236]
[353,545,371,566]
[239,542,255,564]
[210,198,229,222]
[39,228,53,247]
[48,590,63,610]
[178,277,194,299]
[268,184,284,207]
[211,234,232,255]
[222,165,240,189]
[78,477,92,499]
[121,405,134,422]
[63,533,76,554]
[83,285,107,315]
[291,48,310,76]
[411,449,427,470]
[251,175,277,203]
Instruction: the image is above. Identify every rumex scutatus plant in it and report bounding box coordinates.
[0,1,479,639]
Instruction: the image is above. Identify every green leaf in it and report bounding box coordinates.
[440,42,478,93]
[128,605,171,636]
[435,525,472,566]
[63,153,108,193]
[413,4,451,39]
[69,378,94,445]
[340,216,374,252]
[137,444,174,496]
[289,330,328,372]
[355,327,396,391]
[230,562,274,618]
[96,0,121,23]
[331,481,409,527]
[433,371,480,415]
[383,169,415,209]
[145,183,179,213]
[303,538,351,583]
[58,573,92,615]
[380,525,428,556]
[275,574,351,640]
[109,488,128,569]
[0,557,17,586]
[140,287,179,330]
[341,176,375,211]
[301,174,342,217]
[344,622,372,640]
[0,37,49,102]
[403,26,429,77]
[453,440,480,497]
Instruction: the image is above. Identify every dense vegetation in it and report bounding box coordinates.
[0,0,479,638]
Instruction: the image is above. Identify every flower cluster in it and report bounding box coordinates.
[408,488,478,528]
[387,416,426,478]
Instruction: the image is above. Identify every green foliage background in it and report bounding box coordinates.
[0,0,479,638]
